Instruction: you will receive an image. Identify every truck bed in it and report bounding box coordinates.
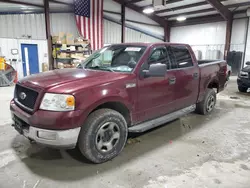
[198,60,224,65]
[197,59,227,103]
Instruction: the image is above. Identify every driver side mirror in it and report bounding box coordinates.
[246,61,250,65]
[143,63,166,78]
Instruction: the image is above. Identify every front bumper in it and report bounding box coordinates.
[14,123,81,149]
[237,77,250,88]
[10,100,82,149]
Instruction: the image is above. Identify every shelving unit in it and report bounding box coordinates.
[52,43,91,69]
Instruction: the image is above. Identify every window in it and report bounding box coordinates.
[147,47,172,69]
[170,46,193,68]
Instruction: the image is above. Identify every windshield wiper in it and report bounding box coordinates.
[87,66,115,72]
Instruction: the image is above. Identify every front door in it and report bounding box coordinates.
[135,46,176,123]
[168,45,199,110]
[21,44,39,76]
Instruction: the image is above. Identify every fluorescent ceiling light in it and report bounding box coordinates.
[21,7,35,10]
[143,7,154,14]
[177,16,187,22]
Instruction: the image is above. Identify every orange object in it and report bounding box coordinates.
[0,57,6,70]
[13,71,18,83]
[66,96,75,106]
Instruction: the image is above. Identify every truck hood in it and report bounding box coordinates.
[19,68,128,90]
[242,66,250,73]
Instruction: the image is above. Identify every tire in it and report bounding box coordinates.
[195,88,216,115]
[78,108,128,164]
[238,86,248,93]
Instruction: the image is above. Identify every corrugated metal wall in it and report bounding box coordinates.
[104,19,163,44]
[171,22,227,60]
[125,27,162,43]
[0,13,78,39]
[0,13,162,43]
[0,14,46,39]
[104,19,121,44]
[50,13,78,37]
[244,18,250,65]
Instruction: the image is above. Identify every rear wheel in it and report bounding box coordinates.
[78,108,128,164]
[196,89,216,115]
[238,86,248,93]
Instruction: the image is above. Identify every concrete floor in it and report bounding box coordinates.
[1,77,250,188]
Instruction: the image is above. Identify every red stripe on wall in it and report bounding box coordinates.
[101,0,104,48]
[92,0,95,50]
[79,16,82,36]
[97,0,100,49]
[83,17,86,38]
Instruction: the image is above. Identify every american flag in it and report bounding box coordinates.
[74,0,103,51]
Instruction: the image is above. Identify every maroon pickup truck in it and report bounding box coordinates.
[10,43,227,163]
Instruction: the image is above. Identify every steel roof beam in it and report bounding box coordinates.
[164,1,250,19]
[113,0,166,26]
[0,0,43,8]
[205,0,232,20]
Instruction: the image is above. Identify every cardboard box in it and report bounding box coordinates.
[58,53,67,58]
[52,36,59,44]
[66,33,74,45]
[42,63,49,72]
[58,32,66,44]
[58,63,64,69]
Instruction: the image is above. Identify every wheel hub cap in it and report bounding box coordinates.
[95,122,120,152]
[207,95,215,112]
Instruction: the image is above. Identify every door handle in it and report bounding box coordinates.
[193,73,199,79]
[169,77,176,85]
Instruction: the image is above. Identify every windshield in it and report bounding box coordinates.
[80,45,146,73]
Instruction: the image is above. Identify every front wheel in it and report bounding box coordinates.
[195,89,216,115]
[78,108,128,164]
[238,86,248,93]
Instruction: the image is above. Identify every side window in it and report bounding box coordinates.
[170,46,193,68]
[147,47,172,69]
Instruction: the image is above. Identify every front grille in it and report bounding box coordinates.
[14,84,39,111]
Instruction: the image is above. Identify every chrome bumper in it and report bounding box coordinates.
[21,126,81,149]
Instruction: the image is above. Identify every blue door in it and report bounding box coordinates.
[21,44,39,76]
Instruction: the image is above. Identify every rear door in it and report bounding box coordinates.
[136,46,176,123]
[168,45,199,110]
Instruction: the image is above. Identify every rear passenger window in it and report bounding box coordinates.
[171,46,193,68]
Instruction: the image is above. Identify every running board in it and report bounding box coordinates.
[128,105,196,133]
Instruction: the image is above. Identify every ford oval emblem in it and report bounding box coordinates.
[19,92,27,100]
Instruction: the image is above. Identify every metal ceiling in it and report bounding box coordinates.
[0,0,249,25]
[0,0,73,13]
[130,0,250,21]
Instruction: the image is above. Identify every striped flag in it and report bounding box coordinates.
[74,0,104,51]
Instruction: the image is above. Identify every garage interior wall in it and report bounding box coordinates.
[170,18,250,67]
[170,21,227,60]
[0,12,162,78]
[246,18,250,64]
[104,19,163,44]
[103,0,164,43]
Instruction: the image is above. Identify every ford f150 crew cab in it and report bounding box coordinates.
[10,43,227,163]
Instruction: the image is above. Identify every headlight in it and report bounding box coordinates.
[40,93,75,111]
[239,71,248,78]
